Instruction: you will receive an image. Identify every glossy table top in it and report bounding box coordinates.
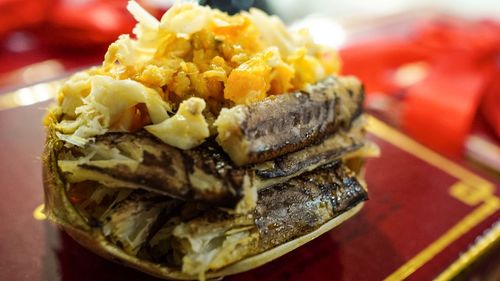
[0,84,498,281]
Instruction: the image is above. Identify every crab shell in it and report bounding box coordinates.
[42,115,364,280]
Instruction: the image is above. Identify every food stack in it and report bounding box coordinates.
[43,2,377,279]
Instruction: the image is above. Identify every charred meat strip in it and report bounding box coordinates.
[254,161,367,249]
[58,132,247,208]
[215,75,364,166]
[68,161,367,275]
[57,121,366,209]
[153,161,367,274]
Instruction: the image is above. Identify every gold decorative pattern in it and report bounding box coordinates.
[367,116,498,281]
[434,221,500,281]
[383,198,499,281]
[367,116,493,188]
[449,181,495,206]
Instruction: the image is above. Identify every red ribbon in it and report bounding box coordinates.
[341,18,500,156]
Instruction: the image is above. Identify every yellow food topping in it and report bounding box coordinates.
[98,0,340,106]
[55,75,170,147]
[54,1,341,149]
[145,97,209,150]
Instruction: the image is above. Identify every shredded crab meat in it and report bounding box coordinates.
[54,1,341,150]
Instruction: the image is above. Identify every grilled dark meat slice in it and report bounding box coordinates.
[254,161,367,249]
[58,131,248,209]
[253,118,366,179]
[101,192,181,255]
[57,120,368,210]
[79,161,367,276]
[157,161,368,275]
[215,75,364,166]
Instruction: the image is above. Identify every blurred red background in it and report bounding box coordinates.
[340,18,500,158]
[0,0,163,81]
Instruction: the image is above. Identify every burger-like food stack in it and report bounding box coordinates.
[42,1,379,279]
